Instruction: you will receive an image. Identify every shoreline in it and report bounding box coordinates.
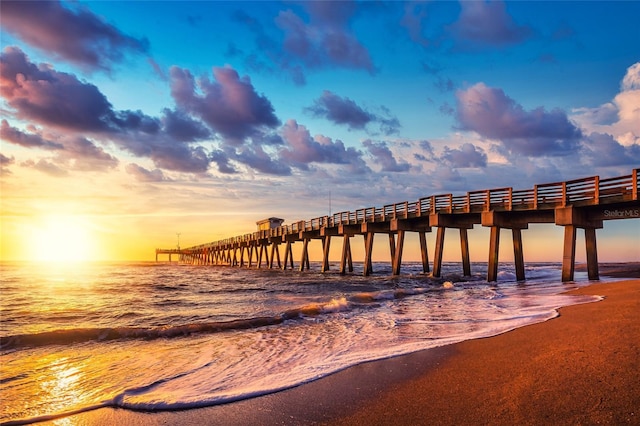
[38,276,640,425]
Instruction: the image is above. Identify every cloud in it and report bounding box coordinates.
[124,135,210,173]
[60,136,119,171]
[169,65,280,143]
[441,143,487,168]
[1,46,115,131]
[234,3,374,85]
[622,62,640,91]
[306,90,371,129]
[161,108,210,143]
[275,4,375,74]
[363,139,410,172]
[582,132,640,167]
[0,47,212,174]
[210,149,238,174]
[571,62,640,146]
[21,158,68,177]
[0,152,15,174]
[235,144,291,176]
[1,119,118,171]
[455,82,582,156]
[1,120,63,149]
[0,0,149,72]
[306,90,400,135]
[448,0,532,49]
[400,2,431,47]
[413,140,436,162]
[279,119,364,171]
[148,58,167,81]
[125,163,170,182]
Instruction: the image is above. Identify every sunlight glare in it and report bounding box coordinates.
[29,215,98,262]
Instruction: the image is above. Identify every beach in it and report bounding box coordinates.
[41,274,639,426]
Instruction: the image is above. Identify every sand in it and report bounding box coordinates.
[42,278,640,426]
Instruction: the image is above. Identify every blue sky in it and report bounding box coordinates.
[1,1,639,261]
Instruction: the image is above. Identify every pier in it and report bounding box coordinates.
[156,169,639,282]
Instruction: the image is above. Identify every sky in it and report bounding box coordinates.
[1,0,639,263]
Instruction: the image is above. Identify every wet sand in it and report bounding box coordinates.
[43,278,639,426]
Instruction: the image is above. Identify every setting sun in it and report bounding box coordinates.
[29,215,99,262]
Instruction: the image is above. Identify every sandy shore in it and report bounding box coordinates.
[43,278,639,426]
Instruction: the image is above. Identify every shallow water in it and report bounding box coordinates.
[0,261,600,424]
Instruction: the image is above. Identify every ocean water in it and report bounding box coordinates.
[0,261,601,424]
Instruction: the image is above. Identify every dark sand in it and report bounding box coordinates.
[42,278,639,426]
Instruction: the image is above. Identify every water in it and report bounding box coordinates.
[0,261,601,424]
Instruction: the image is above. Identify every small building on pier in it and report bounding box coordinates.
[257,217,284,231]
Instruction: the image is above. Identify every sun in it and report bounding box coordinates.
[29,215,99,262]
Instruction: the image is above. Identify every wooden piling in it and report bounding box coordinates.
[432,227,445,278]
[322,236,331,272]
[364,232,374,276]
[392,230,405,275]
[460,228,470,277]
[585,228,599,280]
[512,228,525,281]
[419,231,429,273]
[561,225,577,282]
[487,226,500,282]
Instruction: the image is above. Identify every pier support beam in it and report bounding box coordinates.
[460,228,471,277]
[561,225,577,282]
[486,227,525,282]
[482,211,530,282]
[560,226,600,282]
[487,226,500,282]
[392,230,405,275]
[585,228,599,280]
[431,227,472,278]
[430,213,478,278]
[269,243,281,269]
[363,232,375,276]
[339,234,353,275]
[322,236,331,272]
[419,231,429,273]
[300,238,310,271]
[556,206,603,282]
[432,227,445,278]
[283,241,294,270]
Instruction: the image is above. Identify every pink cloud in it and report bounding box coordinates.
[1,0,148,72]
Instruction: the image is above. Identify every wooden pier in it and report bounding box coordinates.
[156,169,639,282]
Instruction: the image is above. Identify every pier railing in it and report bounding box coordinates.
[174,169,638,251]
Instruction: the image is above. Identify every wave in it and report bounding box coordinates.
[0,316,288,351]
[0,286,447,352]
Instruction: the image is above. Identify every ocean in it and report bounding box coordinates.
[0,261,602,425]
